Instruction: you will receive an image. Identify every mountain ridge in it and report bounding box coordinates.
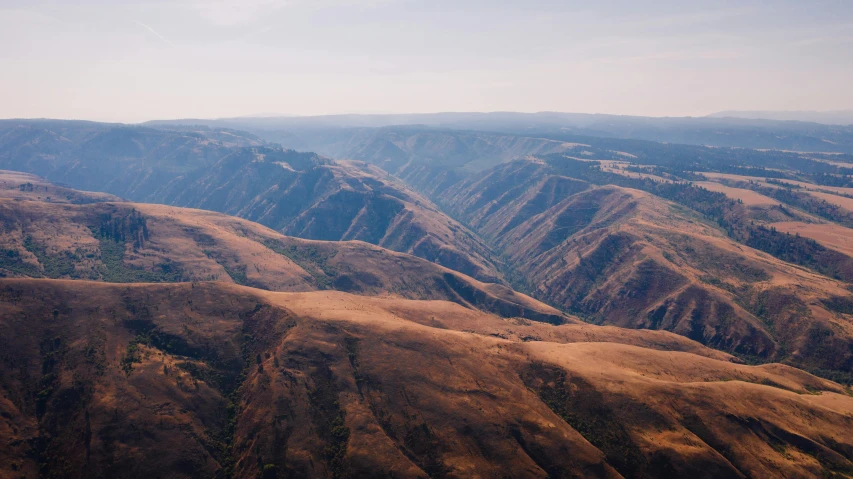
[420,158,853,378]
[0,123,503,281]
[0,188,555,324]
[709,110,853,125]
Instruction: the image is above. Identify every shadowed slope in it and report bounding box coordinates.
[152,153,501,281]
[0,125,503,282]
[439,160,592,241]
[0,121,259,200]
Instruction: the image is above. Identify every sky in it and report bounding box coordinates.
[1,0,852,122]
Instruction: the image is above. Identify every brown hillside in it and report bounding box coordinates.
[1,279,851,478]
[0,170,120,204]
[440,160,592,242]
[774,221,853,257]
[428,160,853,377]
[148,152,502,282]
[0,126,502,282]
[0,198,563,325]
[498,185,853,374]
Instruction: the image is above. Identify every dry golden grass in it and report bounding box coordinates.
[700,172,772,183]
[813,158,853,169]
[776,179,853,197]
[0,197,571,324]
[773,221,853,257]
[1,279,851,478]
[2,171,853,477]
[496,184,853,375]
[0,170,121,203]
[695,181,779,206]
[702,172,853,204]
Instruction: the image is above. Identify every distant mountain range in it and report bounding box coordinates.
[147,111,853,153]
[709,110,853,125]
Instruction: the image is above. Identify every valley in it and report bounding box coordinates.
[2,117,853,478]
[0,123,501,282]
[7,2,853,477]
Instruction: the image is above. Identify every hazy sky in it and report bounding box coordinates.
[1,0,852,122]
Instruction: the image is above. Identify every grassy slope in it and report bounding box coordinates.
[1,279,851,478]
[432,161,853,379]
[0,196,568,326]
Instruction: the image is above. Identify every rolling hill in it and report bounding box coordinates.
[0,170,121,204]
[0,120,260,200]
[4,124,853,380]
[305,126,581,173]
[2,279,852,478]
[0,192,557,325]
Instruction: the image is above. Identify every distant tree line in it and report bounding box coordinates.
[97,209,149,249]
